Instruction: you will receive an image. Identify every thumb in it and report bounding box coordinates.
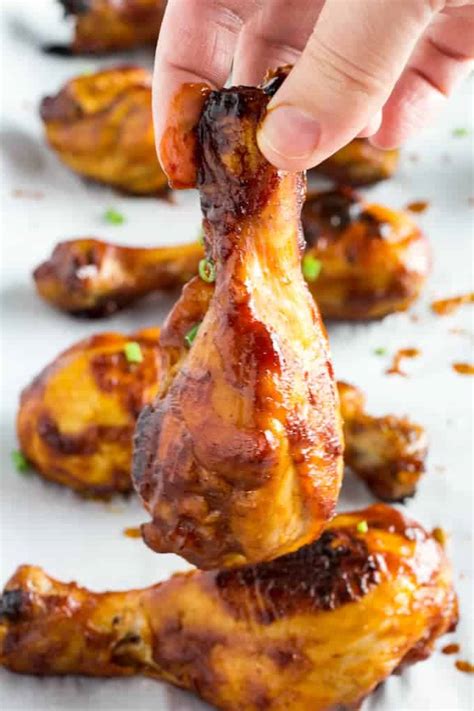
[258,0,435,171]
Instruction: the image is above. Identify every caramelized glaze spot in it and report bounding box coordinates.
[214,530,380,623]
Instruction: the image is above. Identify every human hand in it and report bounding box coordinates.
[153,0,474,172]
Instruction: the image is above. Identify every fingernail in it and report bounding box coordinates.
[259,105,321,161]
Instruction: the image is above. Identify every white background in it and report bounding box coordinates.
[0,2,473,709]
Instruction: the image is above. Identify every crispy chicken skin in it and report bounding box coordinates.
[302,188,430,320]
[0,506,457,711]
[33,189,429,320]
[16,328,161,497]
[338,382,427,501]
[33,238,202,317]
[17,321,427,500]
[132,75,344,569]
[59,0,166,54]
[40,66,168,195]
[312,138,400,186]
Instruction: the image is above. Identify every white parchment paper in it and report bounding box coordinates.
[0,2,472,709]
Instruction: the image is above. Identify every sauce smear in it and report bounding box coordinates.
[452,363,474,376]
[159,83,211,189]
[123,526,141,539]
[431,292,474,316]
[455,660,474,674]
[406,200,429,213]
[442,643,460,655]
[386,348,420,377]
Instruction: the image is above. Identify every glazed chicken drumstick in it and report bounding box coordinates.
[40,67,168,195]
[58,0,167,54]
[0,506,457,711]
[33,187,429,320]
[132,72,344,569]
[17,326,427,501]
[312,138,399,186]
[17,328,161,496]
[33,238,202,317]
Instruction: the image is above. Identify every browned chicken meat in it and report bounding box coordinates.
[17,328,161,497]
[312,138,400,186]
[0,506,457,711]
[132,73,344,569]
[16,323,427,501]
[33,238,202,317]
[33,189,429,320]
[40,66,168,195]
[58,0,166,54]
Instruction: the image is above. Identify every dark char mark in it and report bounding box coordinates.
[215,529,381,623]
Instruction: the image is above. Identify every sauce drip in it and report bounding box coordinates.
[123,526,141,539]
[455,660,474,674]
[406,200,429,213]
[442,643,460,655]
[431,292,474,316]
[432,527,448,547]
[386,348,420,377]
[452,363,474,376]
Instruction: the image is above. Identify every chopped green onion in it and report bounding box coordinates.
[198,258,216,283]
[302,254,322,282]
[124,342,143,364]
[185,323,200,348]
[197,228,205,247]
[374,347,387,356]
[104,208,125,225]
[356,520,368,534]
[452,127,469,138]
[11,450,29,473]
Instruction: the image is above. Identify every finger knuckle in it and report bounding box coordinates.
[307,36,388,99]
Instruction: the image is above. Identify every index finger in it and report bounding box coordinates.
[153,0,261,147]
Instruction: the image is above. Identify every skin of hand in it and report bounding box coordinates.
[153,0,474,172]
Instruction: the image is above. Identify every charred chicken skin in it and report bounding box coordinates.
[58,0,166,54]
[312,138,400,186]
[132,75,344,569]
[0,506,457,711]
[17,323,427,501]
[17,328,161,497]
[40,66,168,195]
[33,189,429,320]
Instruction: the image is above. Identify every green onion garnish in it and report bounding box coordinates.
[356,520,368,534]
[197,229,205,247]
[198,258,216,283]
[124,342,143,364]
[452,127,469,138]
[104,208,125,225]
[302,254,322,282]
[374,347,387,356]
[185,323,200,348]
[11,450,30,473]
